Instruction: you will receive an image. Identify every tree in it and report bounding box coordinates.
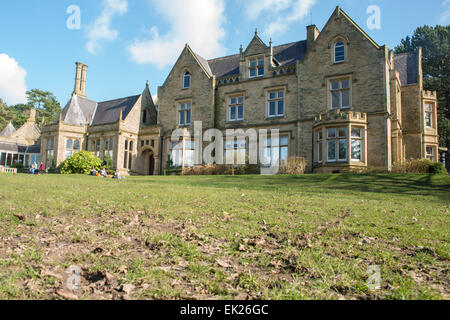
[395,26,449,156]
[26,89,61,125]
[0,89,62,130]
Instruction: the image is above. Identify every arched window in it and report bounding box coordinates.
[334,41,346,63]
[183,72,191,89]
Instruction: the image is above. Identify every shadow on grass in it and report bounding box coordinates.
[127,174,450,201]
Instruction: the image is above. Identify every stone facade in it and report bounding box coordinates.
[40,63,159,175]
[42,7,441,175]
[0,109,41,168]
[155,7,440,173]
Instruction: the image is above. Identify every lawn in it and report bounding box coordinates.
[0,173,449,300]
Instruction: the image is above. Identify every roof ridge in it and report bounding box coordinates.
[98,94,141,104]
[208,40,306,63]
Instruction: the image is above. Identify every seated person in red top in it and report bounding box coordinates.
[39,162,46,174]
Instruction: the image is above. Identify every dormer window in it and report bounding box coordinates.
[249,58,264,78]
[183,72,191,89]
[334,41,346,63]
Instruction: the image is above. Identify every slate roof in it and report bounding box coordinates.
[207,41,307,78]
[60,95,97,125]
[193,52,213,77]
[91,95,141,126]
[0,122,16,137]
[394,52,418,86]
[58,94,142,126]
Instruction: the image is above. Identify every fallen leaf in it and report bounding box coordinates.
[216,259,231,268]
[56,290,79,300]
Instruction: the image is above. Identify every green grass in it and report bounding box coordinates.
[0,173,448,300]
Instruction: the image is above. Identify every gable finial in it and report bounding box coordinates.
[146,80,149,88]
[255,28,258,36]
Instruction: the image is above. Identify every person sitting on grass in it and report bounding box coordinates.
[30,162,38,174]
[39,162,46,175]
[112,170,122,179]
[90,167,97,176]
[99,168,108,177]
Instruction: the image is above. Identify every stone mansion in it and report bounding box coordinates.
[40,7,440,175]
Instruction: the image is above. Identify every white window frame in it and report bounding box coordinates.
[179,102,192,126]
[334,41,346,63]
[425,103,434,128]
[351,128,363,162]
[426,146,435,162]
[229,96,244,122]
[249,58,264,78]
[330,78,350,110]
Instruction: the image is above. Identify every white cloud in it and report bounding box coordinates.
[86,0,129,55]
[440,0,450,24]
[245,0,316,37]
[0,54,27,105]
[128,0,226,69]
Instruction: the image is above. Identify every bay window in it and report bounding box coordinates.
[170,139,195,167]
[425,103,434,128]
[65,138,80,159]
[351,128,363,161]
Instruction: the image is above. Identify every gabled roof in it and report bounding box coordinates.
[59,95,97,125]
[91,95,141,126]
[394,52,418,86]
[0,122,16,137]
[193,52,213,77]
[207,41,307,78]
[244,32,268,56]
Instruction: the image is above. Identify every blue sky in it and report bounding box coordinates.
[0,0,448,107]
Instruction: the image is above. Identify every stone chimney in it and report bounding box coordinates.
[306,25,320,48]
[28,108,36,122]
[74,62,88,97]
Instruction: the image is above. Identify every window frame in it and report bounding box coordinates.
[267,90,285,118]
[329,77,351,110]
[248,57,264,78]
[334,41,346,63]
[424,103,434,128]
[178,101,192,127]
[183,72,191,89]
[229,96,244,122]
[426,146,436,162]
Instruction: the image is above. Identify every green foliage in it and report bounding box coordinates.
[0,89,62,131]
[59,151,102,175]
[392,159,447,174]
[395,25,449,154]
[429,161,447,174]
[26,89,61,125]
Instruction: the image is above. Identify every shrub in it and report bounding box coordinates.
[59,151,102,174]
[278,157,307,175]
[429,162,447,174]
[392,159,447,174]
